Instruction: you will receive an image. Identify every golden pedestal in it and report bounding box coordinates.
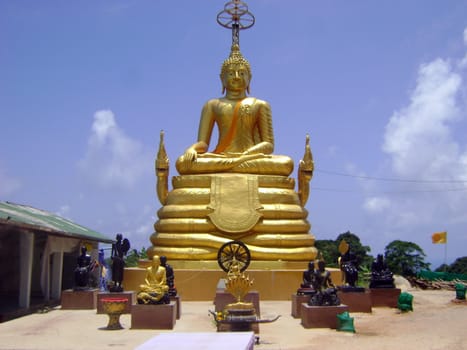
[101,298,127,330]
[149,174,317,262]
[97,291,135,314]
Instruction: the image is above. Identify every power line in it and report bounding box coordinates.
[315,169,467,184]
[313,186,467,194]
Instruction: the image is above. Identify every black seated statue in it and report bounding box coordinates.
[369,254,395,288]
[160,255,177,297]
[110,233,130,292]
[308,260,340,306]
[297,261,316,295]
[73,246,96,290]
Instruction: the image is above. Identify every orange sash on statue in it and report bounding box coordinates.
[213,99,244,154]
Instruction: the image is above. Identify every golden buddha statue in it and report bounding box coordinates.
[176,44,293,177]
[137,255,170,304]
[147,43,317,262]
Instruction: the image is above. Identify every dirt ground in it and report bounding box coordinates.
[0,288,465,350]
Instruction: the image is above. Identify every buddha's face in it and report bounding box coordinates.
[222,63,250,92]
[152,256,161,268]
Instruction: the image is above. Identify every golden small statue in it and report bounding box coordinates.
[148,1,317,262]
[225,259,254,310]
[137,255,170,304]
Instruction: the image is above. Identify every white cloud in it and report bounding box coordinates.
[360,28,467,261]
[383,58,464,180]
[460,27,467,68]
[55,205,71,219]
[0,166,21,196]
[363,196,390,213]
[78,110,152,189]
[92,110,117,143]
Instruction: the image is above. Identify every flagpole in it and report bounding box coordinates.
[444,232,448,269]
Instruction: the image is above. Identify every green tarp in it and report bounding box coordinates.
[397,292,413,312]
[418,270,467,282]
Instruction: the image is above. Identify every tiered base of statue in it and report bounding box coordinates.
[149,174,317,261]
[61,289,98,310]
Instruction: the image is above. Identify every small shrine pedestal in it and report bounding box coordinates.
[131,302,176,329]
[170,295,181,319]
[97,291,135,314]
[291,294,310,318]
[61,289,98,310]
[337,289,372,313]
[370,288,401,307]
[301,304,349,329]
[214,290,261,316]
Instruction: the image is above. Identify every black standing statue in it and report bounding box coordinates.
[110,233,130,292]
[73,246,96,290]
[338,240,364,292]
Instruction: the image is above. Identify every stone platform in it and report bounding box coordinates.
[131,302,176,329]
[61,289,97,310]
[370,288,401,307]
[96,291,135,314]
[301,304,349,329]
[337,289,372,313]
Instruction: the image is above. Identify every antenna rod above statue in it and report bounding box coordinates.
[217,0,255,46]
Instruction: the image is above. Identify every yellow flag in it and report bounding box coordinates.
[432,231,447,244]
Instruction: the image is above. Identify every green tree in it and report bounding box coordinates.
[384,240,430,276]
[436,256,467,274]
[124,247,148,267]
[336,231,373,269]
[434,264,449,273]
[314,239,339,267]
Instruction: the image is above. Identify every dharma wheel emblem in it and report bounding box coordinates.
[217,0,255,45]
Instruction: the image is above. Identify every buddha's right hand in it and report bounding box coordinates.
[183,148,198,162]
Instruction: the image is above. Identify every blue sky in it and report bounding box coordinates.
[1,1,467,268]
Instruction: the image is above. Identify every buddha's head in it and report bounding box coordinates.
[152,255,161,268]
[220,44,252,94]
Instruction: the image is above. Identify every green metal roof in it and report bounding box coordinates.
[0,201,114,243]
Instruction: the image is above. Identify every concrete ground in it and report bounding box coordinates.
[0,289,466,350]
